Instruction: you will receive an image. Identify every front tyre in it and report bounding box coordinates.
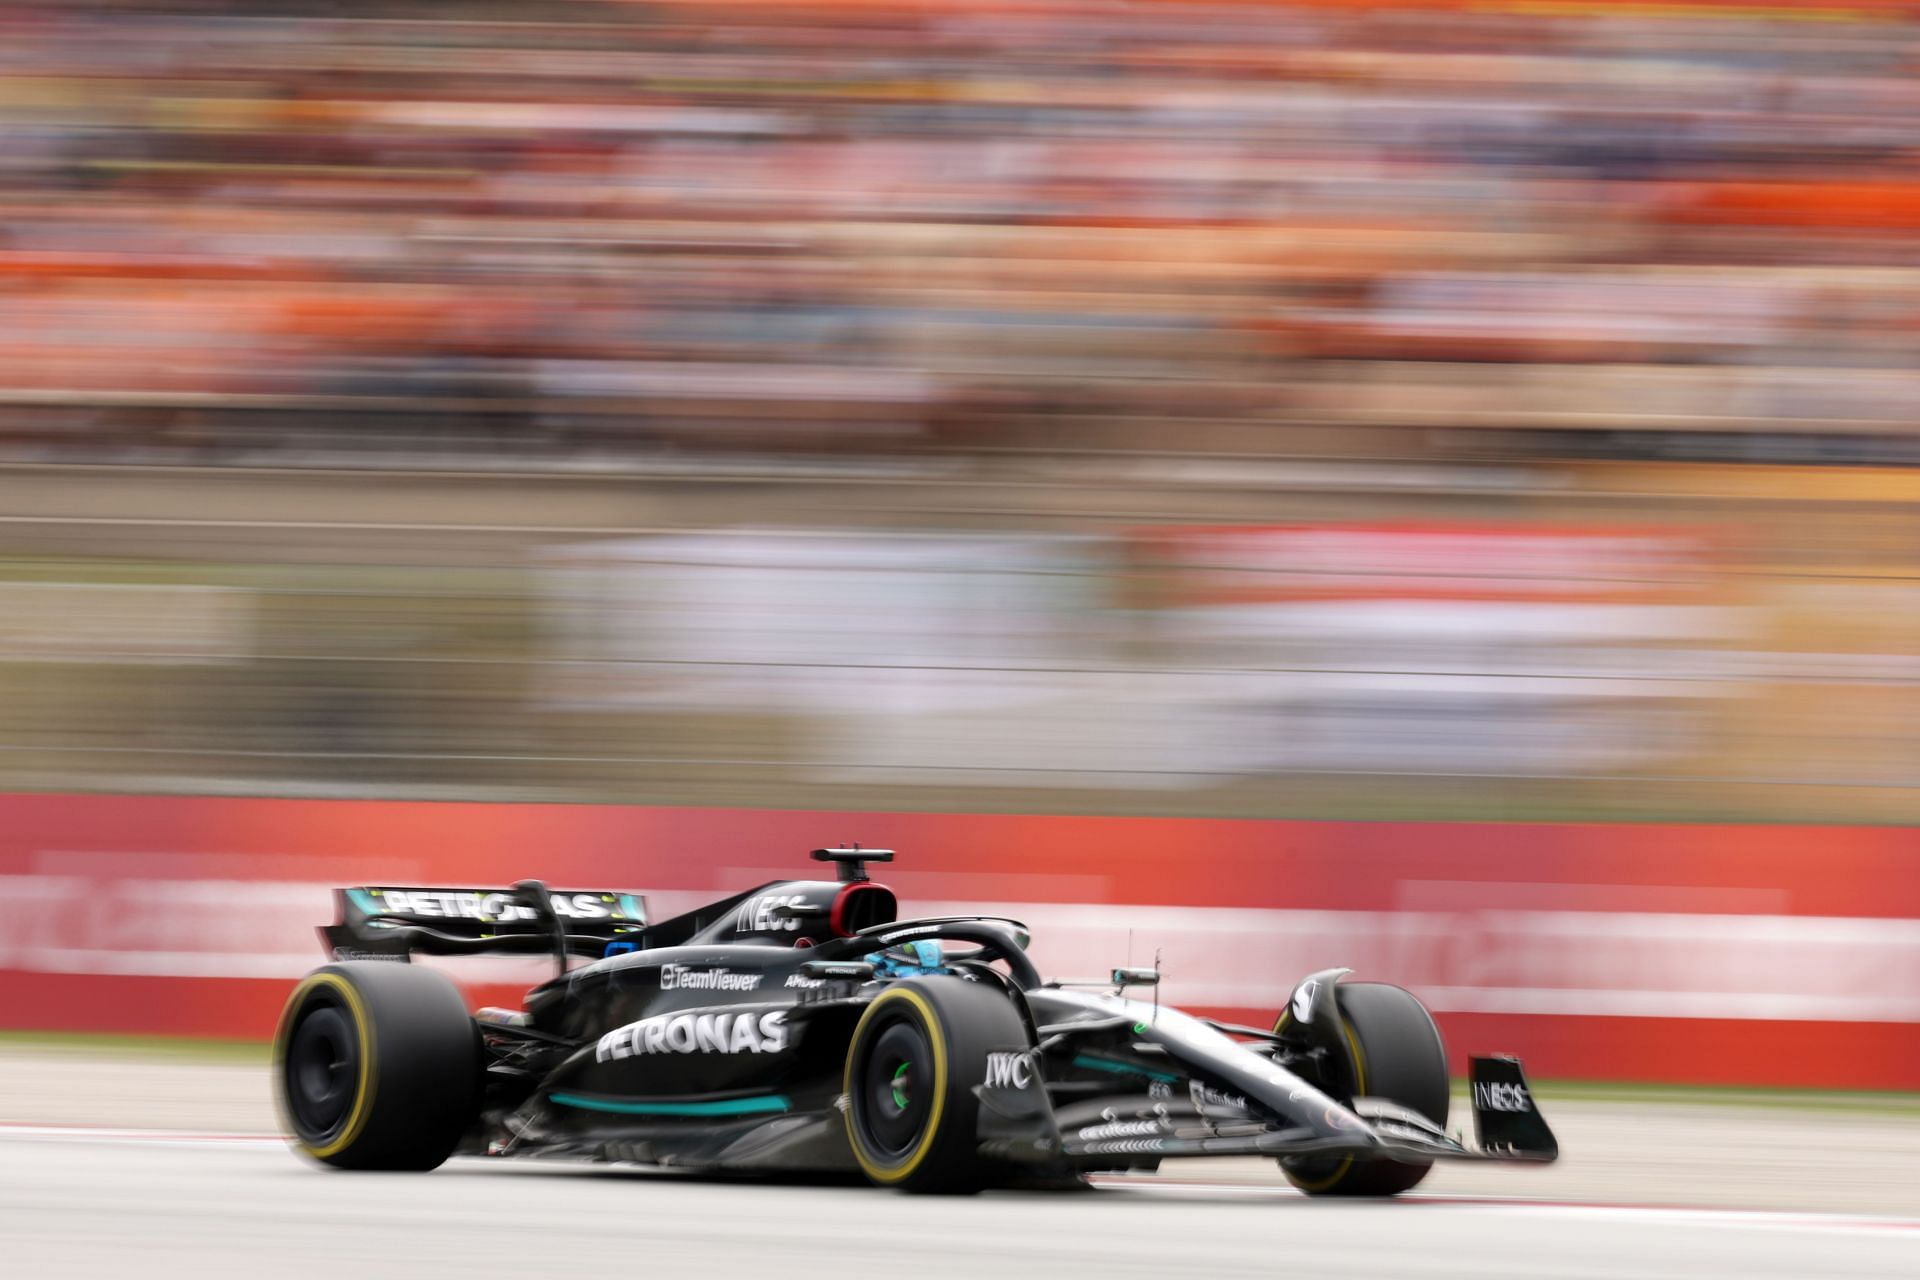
[843,977,1030,1194]
[1275,981,1449,1197]
[273,962,480,1170]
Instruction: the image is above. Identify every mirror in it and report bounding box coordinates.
[800,960,876,981]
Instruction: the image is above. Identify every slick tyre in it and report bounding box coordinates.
[843,977,1030,1194]
[274,962,480,1171]
[1274,981,1449,1197]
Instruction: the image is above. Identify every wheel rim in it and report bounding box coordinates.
[285,1003,357,1142]
[890,1062,912,1111]
[859,1020,932,1159]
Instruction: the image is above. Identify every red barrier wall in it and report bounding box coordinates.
[1,794,1915,1088]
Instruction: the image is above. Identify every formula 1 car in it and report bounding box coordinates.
[274,846,1558,1194]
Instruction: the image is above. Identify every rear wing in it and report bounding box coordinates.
[320,883,648,965]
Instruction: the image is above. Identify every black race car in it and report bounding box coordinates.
[274,846,1557,1194]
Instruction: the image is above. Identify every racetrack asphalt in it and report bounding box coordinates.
[1,1049,1916,1277]
[4,1128,1917,1280]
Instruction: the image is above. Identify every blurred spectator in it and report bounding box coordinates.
[3,1,1920,462]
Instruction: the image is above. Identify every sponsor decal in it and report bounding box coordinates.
[366,888,624,923]
[1076,1117,1163,1141]
[734,893,812,933]
[1473,1081,1532,1114]
[784,973,826,989]
[329,948,406,963]
[1189,1081,1250,1112]
[1291,977,1318,1024]
[878,924,942,942]
[985,1050,1037,1090]
[809,963,874,980]
[659,963,761,993]
[595,1010,788,1062]
[1147,1081,1173,1101]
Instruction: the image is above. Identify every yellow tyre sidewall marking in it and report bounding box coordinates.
[1272,1009,1366,1193]
[274,972,377,1160]
[843,986,948,1185]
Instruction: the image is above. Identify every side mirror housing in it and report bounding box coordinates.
[800,960,876,981]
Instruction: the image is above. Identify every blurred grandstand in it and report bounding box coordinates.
[0,0,1917,820]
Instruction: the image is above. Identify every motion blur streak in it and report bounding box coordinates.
[1,499,1919,826]
[1,6,1918,1266]
[0,0,1917,823]
[3,795,1916,1086]
[3,0,1920,1050]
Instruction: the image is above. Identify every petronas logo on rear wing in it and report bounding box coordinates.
[346,886,647,925]
[320,884,649,962]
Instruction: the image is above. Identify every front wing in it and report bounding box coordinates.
[977,1047,1558,1170]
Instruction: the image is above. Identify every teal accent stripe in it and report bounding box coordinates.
[1072,1053,1179,1084]
[548,1091,790,1117]
[347,888,379,914]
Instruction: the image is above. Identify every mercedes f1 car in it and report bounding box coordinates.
[274,846,1558,1194]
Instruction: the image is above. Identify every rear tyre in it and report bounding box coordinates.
[1275,981,1449,1197]
[843,977,1030,1194]
[273,962,480,1170]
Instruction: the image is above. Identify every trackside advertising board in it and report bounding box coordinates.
[0,794,1915,1088]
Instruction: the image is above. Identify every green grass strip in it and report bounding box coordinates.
[0,1030,269,1063]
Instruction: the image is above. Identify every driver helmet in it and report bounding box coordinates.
[871,938,946,977]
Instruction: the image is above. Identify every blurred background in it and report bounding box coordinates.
[6,6,1920,1258]
[1,0,1918,825]
[2,0,1920,1154]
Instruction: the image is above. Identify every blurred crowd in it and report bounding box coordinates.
[5,0,1920,461]
[2,1,1920,819]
